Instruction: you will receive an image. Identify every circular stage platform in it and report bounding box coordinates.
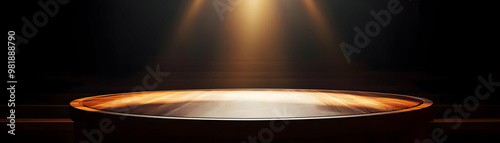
[70,89,433,142]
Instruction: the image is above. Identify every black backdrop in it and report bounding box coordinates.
[4,0,499,142]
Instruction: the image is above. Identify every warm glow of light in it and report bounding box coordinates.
[225,0,283,53]
[160,0,341,87]
[240,0,272,41]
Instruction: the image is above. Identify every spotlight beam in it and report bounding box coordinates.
[162,0,206,60]
[211,0,292,87]
[167,0,206,49]
[302,0,337,48]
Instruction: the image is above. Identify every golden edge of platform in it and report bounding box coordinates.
[70,88,433,121]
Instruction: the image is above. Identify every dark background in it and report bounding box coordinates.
[4,0,499,142]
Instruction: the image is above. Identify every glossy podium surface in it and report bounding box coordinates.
[71,89,433,142]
